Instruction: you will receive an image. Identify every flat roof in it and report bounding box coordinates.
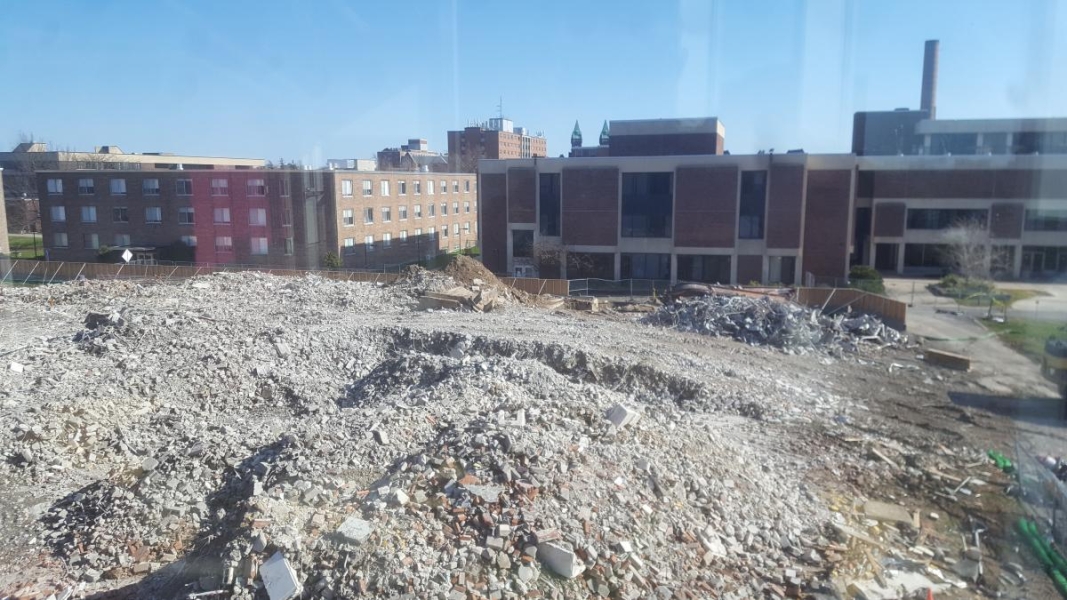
[610,117,725,137]
[915,117,1067,135]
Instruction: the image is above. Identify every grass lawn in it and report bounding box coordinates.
[984,318,1063,363]
[7,233,44,259]
[931,280,1050,307]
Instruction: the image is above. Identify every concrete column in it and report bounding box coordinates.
[613,252,621,280]
[730,254,738,285]
[896,243,906,275]
[1013,243,1024,278]
[976,133,984,154]
[923,135,932,155]
[670,253,678,284]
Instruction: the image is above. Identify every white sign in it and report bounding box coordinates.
[121,249,133,263]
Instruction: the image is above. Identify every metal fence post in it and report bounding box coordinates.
[1,260,19,287]
[21,262,40,285]
[47,262,65,285]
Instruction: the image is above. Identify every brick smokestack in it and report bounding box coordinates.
[921,39,939,119]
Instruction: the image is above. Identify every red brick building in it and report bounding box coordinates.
[447,118,547,173]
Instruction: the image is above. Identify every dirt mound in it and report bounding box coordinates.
[441,254,500,286]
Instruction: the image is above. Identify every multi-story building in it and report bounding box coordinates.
[376,139,449,173]
[326,158,377,172]
[447,118,547,172]
[0,169,9,255]
[35,170,479,270]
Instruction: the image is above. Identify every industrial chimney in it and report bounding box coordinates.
[920,39,939,119]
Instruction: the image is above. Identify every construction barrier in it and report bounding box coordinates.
[795,287,908,330]
[498,277,570,296]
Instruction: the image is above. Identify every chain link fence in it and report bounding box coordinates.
[568,278,674,299]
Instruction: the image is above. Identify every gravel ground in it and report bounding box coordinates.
[0,273,1061,599]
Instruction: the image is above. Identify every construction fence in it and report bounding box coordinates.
[794,287,908,330]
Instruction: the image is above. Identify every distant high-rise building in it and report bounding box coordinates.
[447,118,547,172]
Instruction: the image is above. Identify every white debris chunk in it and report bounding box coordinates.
[260,551,300,600]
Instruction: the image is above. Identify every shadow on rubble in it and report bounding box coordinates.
[948,390,1066,427]
[84,438,298,599]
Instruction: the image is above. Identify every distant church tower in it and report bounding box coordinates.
[571,121,583,148]
[599,120,610,146]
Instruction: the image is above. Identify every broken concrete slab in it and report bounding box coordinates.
[538,542,585,579]
[463,484,504,503]
[261,551,300,600]
[606,404,641,428]
[335,517,374,545]
[863,500,912,524]
[923,348,971,371]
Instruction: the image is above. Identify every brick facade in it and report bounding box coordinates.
[765,164,804,249]
[674,166,737,247]
[801,170,853,280]
[562,168,619,247]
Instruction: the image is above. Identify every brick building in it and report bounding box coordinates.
[36,170,478,270]
[376,139,449,173]
[447,118,547,172]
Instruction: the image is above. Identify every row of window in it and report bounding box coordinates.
[341,223,472,253]
[47,178,279,197]
[341,201,473,225]
[340,178,472,198]
[49,205,280,226]
[51,232,285,256]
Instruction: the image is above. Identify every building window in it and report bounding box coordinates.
[453,180,459,193]
[453,223,459,235]
[383,233,392,248]
[621,253,671,279]
[362,180,373,196]
[365,234,375,251]
[54,232,68,248]
[145,207,162,223]
[247,179,266,196]
[450,201,458,215]
[176,179,193,195]
[906,209,988,230]
[114,233,131,247]
[463,222,470,234]
[143,179,160,195]
[112,207,129,223]
[414,181,422,195]
[414,204,422,218]
[539,173,560,236]
[621,172,673,238]
[84,233,99,250]
[250,237,268,255]
[50,206,66,222]
[428,181,435,195]
[382,207,392,222]
[380,180,390,196]
[282,207,293,226]
[343,237,356,254]
[364,207,374,224]
[214,207,231,224]
[738,171,767,240]
[399,205,408,220]
[428,203,436,217]
[178,207,195,225]
[279,179,291,197]
[211,178,229,196]
[78,178,95,195]
[284,237,294,256]
[440,180,448,194]
[415,227,423,238]
[249,208,267,226]
[903,244,948,268]
[81,206,97,223]
[181,235,197,247]
[441,202,448,216]
[677,255,731,284]
[400,230,408,244]
[215,236,233,252]
[1024,209,1067,232]
[110,179,127,195]
[428,226,436,240]
[343,209,354,226]
[341,179,353,197]
[399,181,407,195]
[464,201,470,214]
[442,224,449,238]
[47,178,63,194]
[465,180,471,193]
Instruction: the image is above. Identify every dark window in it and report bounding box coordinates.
[903,244,949,268]
[906,209,988,230]
[621,173,672,238]
[538,173,561,236]
[768,256,796,285]
[738,171,766,239]
[677,255,731,283]
[929,133,978,155]
[1024,209,1067,231]
[980,133,1008,155]
[512,230,533,259]
[1022,246,1067,274]
[620,253,670,279]
[874,243,898,271]
[567,252,615,279]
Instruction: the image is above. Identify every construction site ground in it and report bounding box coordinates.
[0,270,1065,599]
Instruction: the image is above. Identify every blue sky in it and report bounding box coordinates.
[2,0,1064,164]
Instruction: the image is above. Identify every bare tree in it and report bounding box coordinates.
[940,218,1004,281]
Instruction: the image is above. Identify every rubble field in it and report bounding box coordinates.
[0,271,1061,600]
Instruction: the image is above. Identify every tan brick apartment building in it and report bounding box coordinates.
[36,170,478,270]
[447,118,547,172]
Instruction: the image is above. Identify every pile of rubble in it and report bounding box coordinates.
[396,256,531,312]
[0,273,850,600]
[643,295,906,354]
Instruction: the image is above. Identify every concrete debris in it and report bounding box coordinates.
[9,362,24,373]
[644,294,905,354]
[537,541,585,579]
[336,517,374,544]
[862,500,913,524]
[605,403,641,428]
[260,551,300,600]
